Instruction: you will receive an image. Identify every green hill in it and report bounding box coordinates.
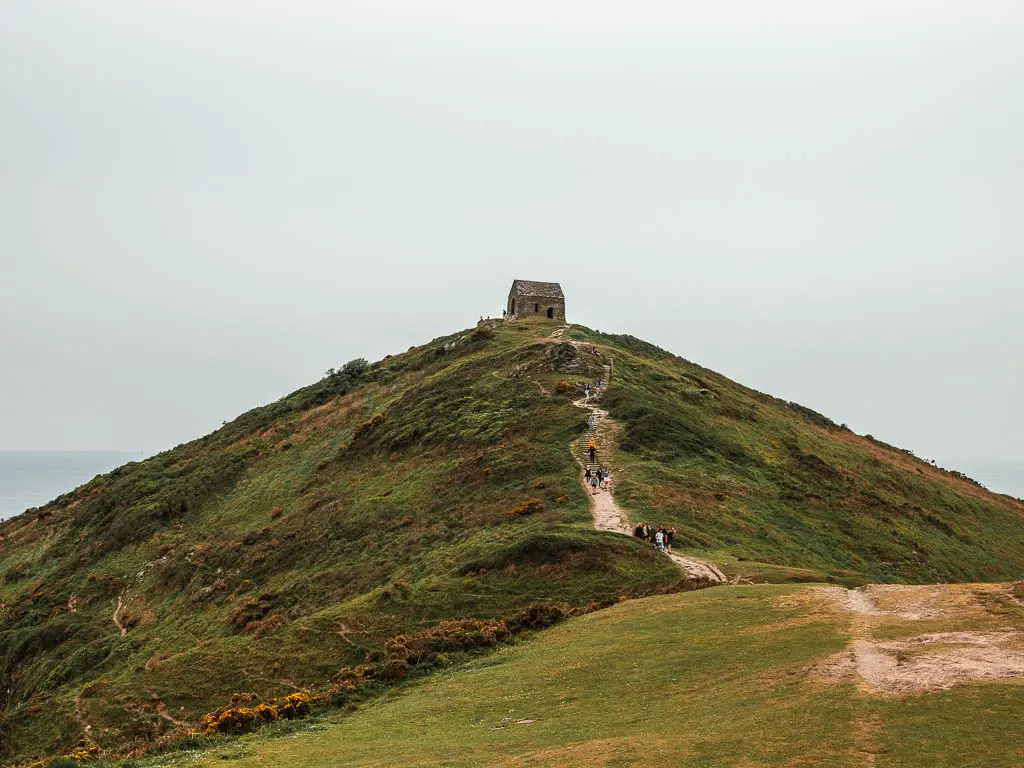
[1,317,1022,764]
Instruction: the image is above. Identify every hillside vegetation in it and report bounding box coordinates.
[141,581,1024,768]
[566,326,1024,584]
[1,318,1022,764]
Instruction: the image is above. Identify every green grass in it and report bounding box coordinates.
[567,326,1024,584]
[134,584,1024,767]
[0,319,678,762]
[2,317,1023,764]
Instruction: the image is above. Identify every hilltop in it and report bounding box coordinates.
[1,317,1022,764]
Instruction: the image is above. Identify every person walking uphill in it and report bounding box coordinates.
[588,439,597,464]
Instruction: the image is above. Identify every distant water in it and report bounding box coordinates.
[0,451,142,520]
[946,459,1024,501]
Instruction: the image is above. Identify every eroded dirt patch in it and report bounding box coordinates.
[853,632,1024,693]
[815,584,1024,694]
[824,583,983,621]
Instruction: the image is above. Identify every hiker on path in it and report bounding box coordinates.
[588,440,596,464]
[585,384,591,398]
[642,523,651,541]
[634,524,644,539]
[584,467,592,484]
[590,472,599,493]
[655,528,665,553]
[588,413,596,429]
[666,527,675,554]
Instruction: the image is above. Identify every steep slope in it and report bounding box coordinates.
[565,326,1024,584]
[1,318,1022,764]
[0,319,684,762]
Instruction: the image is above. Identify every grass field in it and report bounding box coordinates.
[137,583,1024,768]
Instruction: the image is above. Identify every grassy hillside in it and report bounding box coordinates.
[1,317,1022,764]
[135,582,1024,767]
[0,319,684,763]
[566,326,1024,584]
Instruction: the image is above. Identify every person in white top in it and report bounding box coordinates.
[655,529,665,552]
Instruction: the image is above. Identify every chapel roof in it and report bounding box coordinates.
[510,280,564,300]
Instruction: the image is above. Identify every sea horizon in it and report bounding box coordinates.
[0,450,145,520]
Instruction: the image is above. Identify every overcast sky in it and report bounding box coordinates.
[1,1,1021,469]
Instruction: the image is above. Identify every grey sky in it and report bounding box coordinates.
[1,1,1021,468]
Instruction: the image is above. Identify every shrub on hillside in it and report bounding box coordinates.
[508,499,545,520]
[471,326,494,342]
[55,741,100,763]
[276,692,312,719]
[244,614,287,637]
[506,602,570,632]
[787,401,841,430]
[4,561,28,582]
[352,413,386,440]
[201,703,278,735]
[201,693,311,735]
[227,594,278,632]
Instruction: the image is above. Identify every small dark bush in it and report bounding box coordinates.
[4,561,28,582]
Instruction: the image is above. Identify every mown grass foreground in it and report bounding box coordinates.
[139,583,1024,768]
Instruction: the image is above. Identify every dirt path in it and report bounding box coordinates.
[146,687,192,728]
[73,695,93,736]
[113,594,128,637]
[817,584,1024,693]
[570,392,726,584]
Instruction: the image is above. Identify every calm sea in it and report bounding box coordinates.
[0,451,143,520]
[0,452,1021,522]
[944,460,1024,501]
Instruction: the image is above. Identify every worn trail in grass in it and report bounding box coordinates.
[145,583,1024,767]
[573,392,726,583]
[563,324,727,584]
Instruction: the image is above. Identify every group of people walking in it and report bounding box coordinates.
[584,465,611,493]
[634,523,675,554]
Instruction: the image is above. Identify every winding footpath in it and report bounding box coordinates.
[559,332,726,584]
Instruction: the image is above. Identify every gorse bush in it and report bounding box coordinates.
[199,604,572,738]
[508,499,545,520]
[352,412,386,440]
[201,692,312,735]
